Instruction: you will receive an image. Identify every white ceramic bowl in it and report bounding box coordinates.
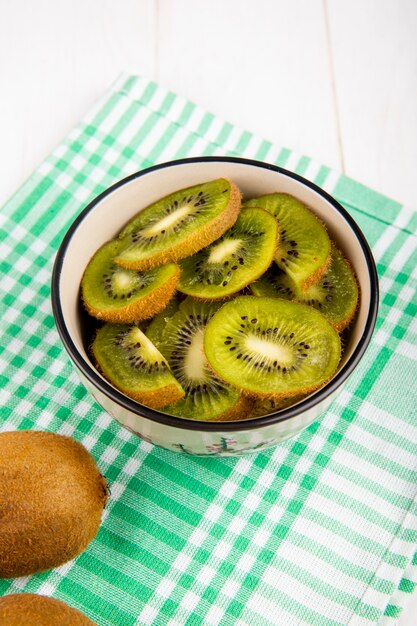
[51,157,378,456]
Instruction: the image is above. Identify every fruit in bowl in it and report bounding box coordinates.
[52,157,378,455]
[79,176,359,422]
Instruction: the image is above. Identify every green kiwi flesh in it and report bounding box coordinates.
[177,208,278,299]
[204,297,341,397]
[79,180,359,422]
[92,323,185,408]
[145,293,182,348]
[244,194,330,290]
[115,179,241,270]
[82,239,179,323]
[157,298,252,421]
[251,247,359,331]
[249,394,308,418]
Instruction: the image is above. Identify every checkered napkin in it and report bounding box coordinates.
[1,74,416,626]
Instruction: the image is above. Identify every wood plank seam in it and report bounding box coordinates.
[323,0,345,173]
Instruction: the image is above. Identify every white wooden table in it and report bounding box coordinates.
[1,0,416,622]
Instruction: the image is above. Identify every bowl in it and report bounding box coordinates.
[51,157,378,456]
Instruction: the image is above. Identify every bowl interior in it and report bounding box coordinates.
[57,159,374,413]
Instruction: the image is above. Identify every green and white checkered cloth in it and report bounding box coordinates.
[1,74,416,626]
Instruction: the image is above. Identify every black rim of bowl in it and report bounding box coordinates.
[51,156,379,432]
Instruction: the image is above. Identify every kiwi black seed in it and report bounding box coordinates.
[244,193,331,290]
[204,296,341,398]
[0,594,96,625]
[177,208,279,299]
[114,179,241,270]
[81,239,179,323]
[0,431,108,579]
[250,246,359,331]
[157,297,252,421]
[92,323,185,409]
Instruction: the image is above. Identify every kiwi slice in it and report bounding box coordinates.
[92,323,185,408]
[81,239,179,323]
[114,179,241,270]
[157,297,252,421]
[250,394,308,418]
[145,293,182,348]
[177,208,278,299]
[244,194,330,290]
[250,246,359,331]
[204,296,341,398]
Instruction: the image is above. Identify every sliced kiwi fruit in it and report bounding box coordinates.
[157,297,252,421]
[249,394,308,418]
[92,323,185,408]
[0,431,108,579]
[145,293,182,348]
[177,208,278,299]
[251,247,359,332]
[204,296,341,398]
[81,239,179,323]
[244,194,330,290]
[114,179,241,270]
[0,594,96,625]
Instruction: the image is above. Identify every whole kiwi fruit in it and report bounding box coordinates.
[0,431,108,578]
[0,593,96,625]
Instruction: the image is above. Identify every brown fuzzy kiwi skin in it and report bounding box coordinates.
[93,360,185,409]
[115,180,242,271]
[82,264,180,323]
[0,594,96,626]
[0,431,108,579]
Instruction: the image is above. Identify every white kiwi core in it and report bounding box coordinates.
[208,238,242,264]
[183,329,206,381]
[142,206,192,237]
[245,334,295,366]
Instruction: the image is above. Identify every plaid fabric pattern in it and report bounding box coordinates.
[0,74,416,625]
